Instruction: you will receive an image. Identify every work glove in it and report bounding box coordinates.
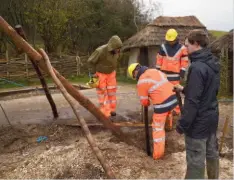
[145,100,150,107]
[88,70,98,78]
[180,70,185,79]
[91,73,98,78]
[173,84,184,93]
[141,99,150,107]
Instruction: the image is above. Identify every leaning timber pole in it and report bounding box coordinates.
[15,25,58,119]
[219,116,230,154]
[0,16,135,146]
[40,48,115,178]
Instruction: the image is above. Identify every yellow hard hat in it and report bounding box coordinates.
[86,77,99,88]
[128,63,140,79]
[165,29,178,41]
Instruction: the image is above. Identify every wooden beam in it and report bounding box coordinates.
[41,49,116,179]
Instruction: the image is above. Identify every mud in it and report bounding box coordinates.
[0,123,233,179]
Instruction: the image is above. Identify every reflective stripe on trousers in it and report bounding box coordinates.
[96,71,117,117]
[140,96,148,100]
[152,112,172,159]
[156,65,161,69]
[104,100,116,105]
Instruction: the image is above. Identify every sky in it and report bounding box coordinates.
[142,0,234,31]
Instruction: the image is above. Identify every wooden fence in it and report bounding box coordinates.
[219,48,233,96]
[0,52,89,80]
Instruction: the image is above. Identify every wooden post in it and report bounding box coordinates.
[25,53,28,79]
[6,45,9,79]
[40,49,116,178]
[75,55,80,76]
[225,49,229,93]
[141,105,144,123]
[143,106,151,156]
[14,24,59,119]
[219,116,230,154]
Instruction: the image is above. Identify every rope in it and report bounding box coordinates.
[0,78,25,87]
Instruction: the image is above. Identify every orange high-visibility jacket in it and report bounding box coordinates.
[137,69,178,113]
[156,43,189,82]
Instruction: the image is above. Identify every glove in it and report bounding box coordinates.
[146,100,150,106]
[180,70,185,79]
[173,84,184,93]
[88,70,98,78]
[143,101,150,107]
[91,73,98,78]
[141,99,150,107]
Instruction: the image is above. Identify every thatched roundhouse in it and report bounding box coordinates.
[122,16,213,68]
[210,30,233,95]
[210,30,233,52]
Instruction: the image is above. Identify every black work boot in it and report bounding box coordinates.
[109,112,116,122]
[110,111,116,116]
[206,158,219,179]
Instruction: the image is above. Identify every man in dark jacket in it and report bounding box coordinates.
[174,29,220,179]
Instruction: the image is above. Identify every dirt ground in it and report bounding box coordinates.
[0,108,233,179]
[0,86,233,179]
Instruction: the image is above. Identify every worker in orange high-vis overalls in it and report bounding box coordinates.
[156,28,189,85]
[156,29,188,115]
[88,35,123,118]
[128,63,178,159]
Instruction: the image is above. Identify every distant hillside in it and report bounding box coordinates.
[209,30,228,38]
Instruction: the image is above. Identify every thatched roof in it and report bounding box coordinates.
[151,16,205,27]
[122,16,207,51]
[210,30,233,52]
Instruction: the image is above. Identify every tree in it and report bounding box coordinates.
[23,0,70,53]
[0,0,162,54]
[132,0,163,31]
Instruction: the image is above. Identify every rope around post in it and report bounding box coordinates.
[39,48,116,179]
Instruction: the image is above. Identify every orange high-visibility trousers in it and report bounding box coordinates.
[96,71,117,117]
[173,105,181,115]
[152,111,172,159]
[165,111,173,131]
[165,107,180,131]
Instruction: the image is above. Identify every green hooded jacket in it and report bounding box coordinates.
[88,35,123,74]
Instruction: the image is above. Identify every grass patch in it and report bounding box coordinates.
[218,92,233,99]
[2,76,232,99]
[209,30,228,38]
[67,75,89,84]
[0,78,39,89]
[0,75,135,90]
[69,75,136,84]
[117,75,136,84]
